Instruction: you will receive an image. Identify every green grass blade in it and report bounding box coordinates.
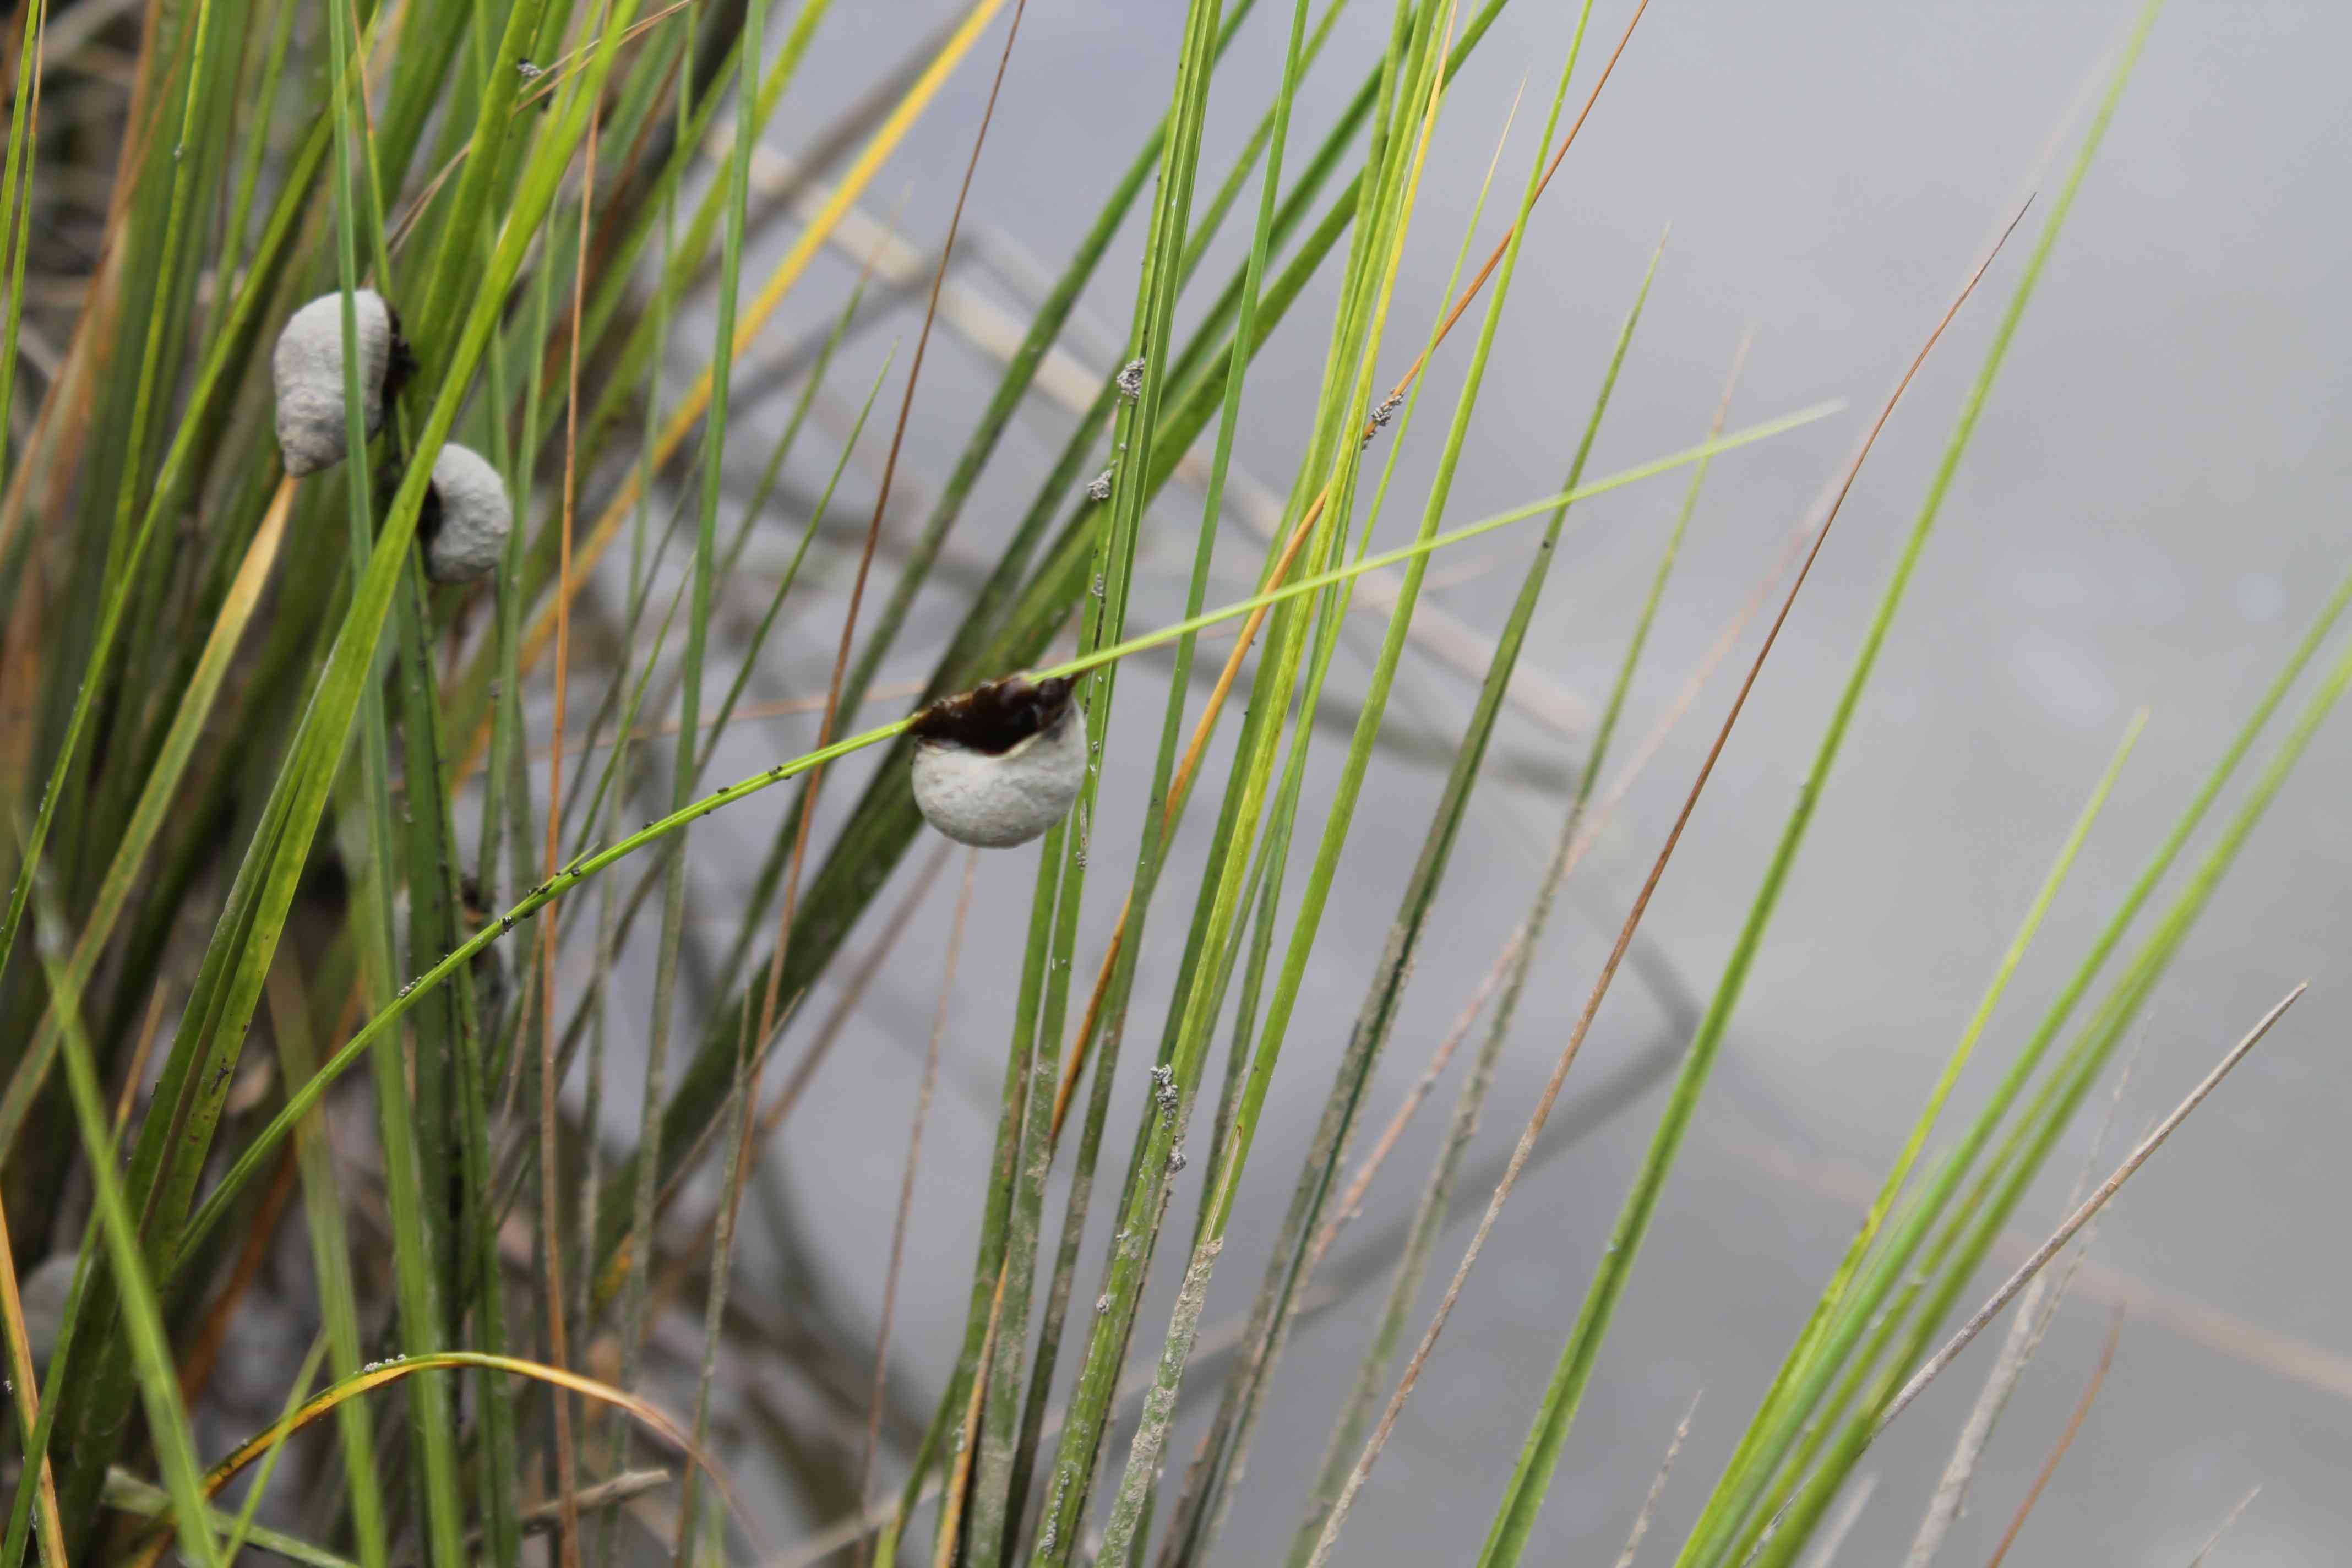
[601,5,788,1553]
[173,405,1834,1272]
[662,0,778,1557]
[1291,303,1722,1568]
[1060,7,1466,1557]
[1756,618,2352,1567]
[877,835,1056,1565]
[1011,0,1331,1547]
[323,4,472,1559]
[262,957,390,1568]
[101,1468,360,1568]
[0,0,233,1074]
[1481,12,2159,1562]
[1167,58,1625,1562]
[591,0,1518,1288]
[1674,710,2145,1564]
[0,0,50,511]
[50,1,652,1546]
[17,861,222,1568]
[973,0,1238,1556]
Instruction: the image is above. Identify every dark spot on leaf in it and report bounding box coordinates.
[416,472,445,554]
[382,300,417,403]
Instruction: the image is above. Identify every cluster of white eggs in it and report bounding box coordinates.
[907,672,1087,849]
[275,293,1085,851]
[271,290,511,585]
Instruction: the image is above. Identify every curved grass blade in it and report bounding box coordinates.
[172,405,1837,1269]
[123,1351,763,1568]
[591,0,1526,1299]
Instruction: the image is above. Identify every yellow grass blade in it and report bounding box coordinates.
[508,0,1010,690]
[127,1351,761,1568]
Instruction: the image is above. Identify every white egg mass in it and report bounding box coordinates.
[909,674,1087,848]
[272,288,400,476]
[421,442,513,584]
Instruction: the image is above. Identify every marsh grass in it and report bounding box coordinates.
[0,0,2335,1565]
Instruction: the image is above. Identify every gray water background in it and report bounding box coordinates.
[598,1,2352,1560]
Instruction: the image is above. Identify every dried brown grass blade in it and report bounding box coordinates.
[1049,0,1657,1140]
[717,15,1031,1560]
[0,1191,67,1568]
[854,848,977,1568]
[1981,1310,2123,1568]
[1904,1025,2148,1567]
[519,1470,673,1539]
[1305,189,2039,1568]
[1882,983,2305,1432]
[536,63,605,1568]
[1613,1390,1701,1568]
[2186,1483,2260,1566]
[1801,1473,1879,1568]
[125,1352,763,1568]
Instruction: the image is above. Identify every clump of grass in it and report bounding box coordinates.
[0,0,2332,1565]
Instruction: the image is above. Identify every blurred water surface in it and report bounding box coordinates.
[625,2,2352,1560]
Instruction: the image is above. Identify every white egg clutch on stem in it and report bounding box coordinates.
[908,673,1087,848]
[271,289,412,476]
[420,442,513,583]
